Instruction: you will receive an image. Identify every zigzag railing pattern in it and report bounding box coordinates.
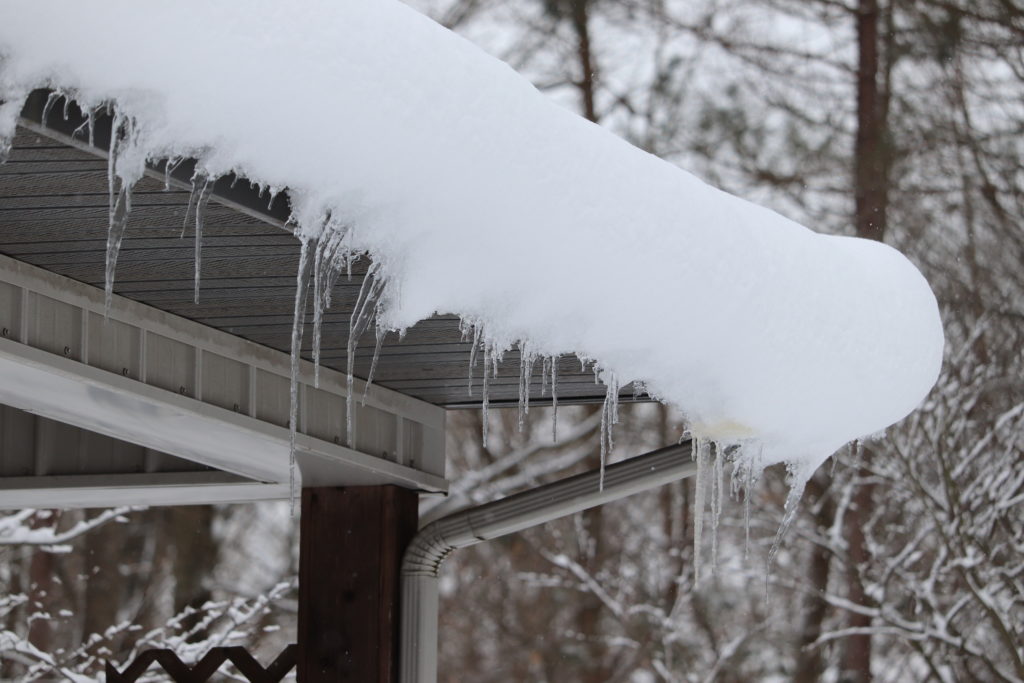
[105,644,296,682]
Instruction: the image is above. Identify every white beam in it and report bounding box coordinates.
[0,253,448,505]
[0,337,446,496]
[0,471,289,509]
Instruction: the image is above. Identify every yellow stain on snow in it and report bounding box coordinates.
[691,419,757,441]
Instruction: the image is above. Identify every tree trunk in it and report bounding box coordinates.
[27,511,58,654]
[568,12,607,678]
[854,0,888,243]
[163,505,218,642]
[794,471,836,683]
[843,1,890,679]
[569,0,598,123]
[82,517,128,643]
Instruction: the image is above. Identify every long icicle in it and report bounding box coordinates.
[40,91,62,128]
[105,181,132,315]
[693,437,709,585]
[598,373,620,491]
[467,323,482,396]
[311,230,328,388]
[190,174,217,304]
[311,221,349,387]
[104,110,137,316]
[743,452,759,562]
[551,355,558,443]
[361,321,385,404]
[288,237,315,516]
[766,462,812,598]
[0,91,24,164]
[86,107,95,147]
[517,342,534,431]
[481,342,490,448]
[711,441,725,575]
[347,264,385,448]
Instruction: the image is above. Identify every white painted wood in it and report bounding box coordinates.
[0,253,448,505]
[0,338,447,498]
[0,254,444,431]
[0,471,290,508]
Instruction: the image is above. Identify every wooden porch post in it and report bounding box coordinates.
[298,486,419,682]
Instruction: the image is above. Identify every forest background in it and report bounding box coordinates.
[1,0,1022,681]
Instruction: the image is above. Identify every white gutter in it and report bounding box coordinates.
[400,441,696,683]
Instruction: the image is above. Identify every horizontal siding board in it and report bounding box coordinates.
[0,159,109,173]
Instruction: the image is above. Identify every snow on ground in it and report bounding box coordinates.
[0,1,943,483]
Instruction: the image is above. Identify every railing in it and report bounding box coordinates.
[105,645,296,683]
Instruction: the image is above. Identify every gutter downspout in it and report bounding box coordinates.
[400,441,696,683]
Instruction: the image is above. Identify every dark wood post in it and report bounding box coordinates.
[298,486,418,683]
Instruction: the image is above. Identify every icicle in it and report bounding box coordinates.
[186,174,217,304]
[742,455,758,561]
[692,437,709,584]
[550,356,559,443]
[710,442,725,575]
[310,221,350,387]
[107,108,122,211]
[86,107,95,148]
[598,373,620,491]
[40,91,63,127]
[766,461,814,596]
[517,343,526,428]
[310,231,328,388]
[347,265,385,448]
[106,182,133,315]
[540,357,550,397]
[310,223,335,387]
[481,342,490,448]
[361,322,385,405]
[163,156,184,191]
[517,343,535,431]
[288,238,315,516]
[0,125,10,164]
[72,117,89,141]
[467,323,481,396]
[0,93,25,165]
[70,105,97,148]
[104,110,140,316]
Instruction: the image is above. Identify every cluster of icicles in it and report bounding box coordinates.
[0,95,808,582]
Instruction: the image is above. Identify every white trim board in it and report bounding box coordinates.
[0,472,289,509]
[0,255,448,506]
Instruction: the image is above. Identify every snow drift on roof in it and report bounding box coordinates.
[0,1,943,477]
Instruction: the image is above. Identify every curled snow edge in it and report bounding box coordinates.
[0,1,943,486]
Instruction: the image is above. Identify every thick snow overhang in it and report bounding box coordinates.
[5,92,627,408]
[0,0,944,505]
[0,94,626,508]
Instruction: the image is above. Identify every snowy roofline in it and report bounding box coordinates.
[0,0,943,481]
